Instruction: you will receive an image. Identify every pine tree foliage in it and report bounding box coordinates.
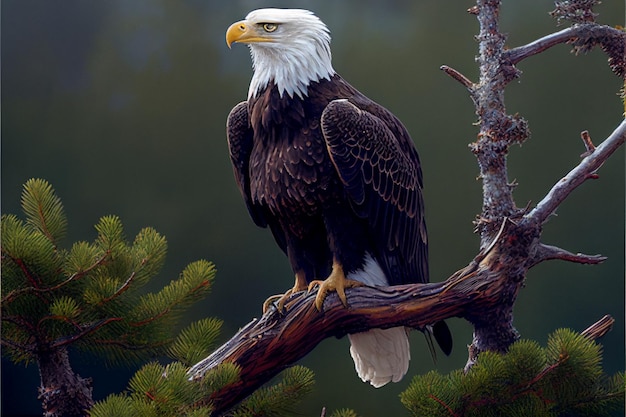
[2,179,319,416]
[400,329,624,417]
[21,178,68,244]
[1,179,216,366]
[230,365,316,417]
[169,317,224,366]
[90,361,216,417]
[328,409,359,417]
[92,361,317,417]
[88,318,240,416]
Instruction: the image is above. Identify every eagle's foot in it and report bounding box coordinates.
[307,263,363,311]
[262,292,288,314]
[262,272,308,314]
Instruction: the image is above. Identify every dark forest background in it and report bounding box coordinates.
[2,1,624,415]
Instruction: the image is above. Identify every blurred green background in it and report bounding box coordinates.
[2,1,623,415]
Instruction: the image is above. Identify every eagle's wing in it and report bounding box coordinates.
[321,99,428,285]
[227,101,267,228]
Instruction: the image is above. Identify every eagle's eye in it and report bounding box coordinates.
[262,23,278,33]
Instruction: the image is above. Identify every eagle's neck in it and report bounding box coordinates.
[248,39,335,100]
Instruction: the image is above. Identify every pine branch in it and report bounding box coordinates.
[51,318,124,349]
[97,268,140,306]
[400,325,623,416]
[1,252,110,305]
[2,179,216,415]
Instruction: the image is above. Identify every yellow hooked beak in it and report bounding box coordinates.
[226,21,274,48]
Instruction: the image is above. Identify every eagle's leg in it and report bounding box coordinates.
[262,271,308,313]
[307,261,364,311]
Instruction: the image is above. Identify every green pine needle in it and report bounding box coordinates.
[128,362,176,406]
[65,241,104,276]
[168,318,223,366]
[401,331,624,417]
[130,227,168,286]
[49,296,80,319]
[89,394,136,417]
[199,362,240,394]
[1,214,29,263]
[401,370,459,417]
[130,260,215,326]
[21,178,67,244]
[233,365,315,417]
[501,339,546,385]
[93,361,215,417]
[329,408,359,417]
[95,215,127,253]
[1,212,62,287]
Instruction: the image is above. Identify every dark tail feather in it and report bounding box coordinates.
[433,320,453,356]
[424,320,453,363]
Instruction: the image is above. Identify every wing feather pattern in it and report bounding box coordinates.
[321,99,428,285]
[227,100,291,255]
[226,101,267,228]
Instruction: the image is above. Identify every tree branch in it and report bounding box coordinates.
[525,120,626,225]
[440,65,475,90]
[581,314,614,340]
[504,25,618,64]
[190,251,495,415]
[1,252,110,305]
[529,243,607,268]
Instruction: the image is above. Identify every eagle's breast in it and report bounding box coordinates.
[247,82,341,231]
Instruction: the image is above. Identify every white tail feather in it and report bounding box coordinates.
[348,327,410,388]
[346,254,411,387]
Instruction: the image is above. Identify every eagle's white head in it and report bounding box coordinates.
[226,8,335,99]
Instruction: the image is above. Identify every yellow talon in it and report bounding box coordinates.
[308,262,363,311]
[262,272,308,313]
[262,293,284,313]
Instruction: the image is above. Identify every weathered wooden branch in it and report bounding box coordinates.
[504,24,626,68]
[525,119,626,225]
[191,1,624,415]
[189,247,503,414]
[580,314,615,340]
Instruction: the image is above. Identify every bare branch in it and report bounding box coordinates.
[504,24,625,65]
[579,130,596,157]
[440,65,475,90]
[505,26,584,65]
[525,120,626,225]
[581,315,614,340]
[504,24,626,78]
[529,243,607,268]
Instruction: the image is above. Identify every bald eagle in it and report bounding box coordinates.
[225,8,452,387]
